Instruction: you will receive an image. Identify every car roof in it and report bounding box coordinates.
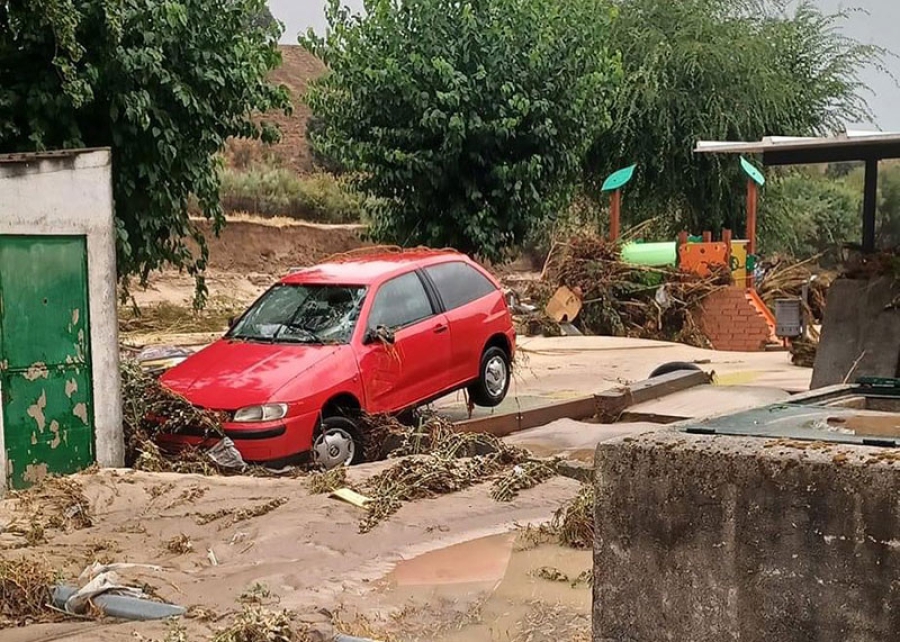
[279,249,468,286]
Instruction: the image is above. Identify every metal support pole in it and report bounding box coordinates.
[863,158,878,253]
[610,189,621,242]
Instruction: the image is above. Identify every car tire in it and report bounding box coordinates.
[468,346,511,408]
[313,416,363,469]
[648,361,702,379]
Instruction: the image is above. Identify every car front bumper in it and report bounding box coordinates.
[156,408,320,463]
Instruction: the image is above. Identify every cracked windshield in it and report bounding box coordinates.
[229,285,366,343]
[1,0,898,641]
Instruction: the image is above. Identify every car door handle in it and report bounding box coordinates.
[434,324,449,334]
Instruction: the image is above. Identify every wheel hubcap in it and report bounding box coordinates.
[313,427,356,470]
[484,356,508,398]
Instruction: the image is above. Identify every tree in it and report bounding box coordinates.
[302,0,621,262]
[587,0,882,236]
[0,0,290,300]
[759,170,860,260]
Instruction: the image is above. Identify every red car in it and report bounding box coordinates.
[159,250,516,468]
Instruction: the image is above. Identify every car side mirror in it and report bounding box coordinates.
[364,325,395,345]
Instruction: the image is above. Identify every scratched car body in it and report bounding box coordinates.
[158,250,516,468]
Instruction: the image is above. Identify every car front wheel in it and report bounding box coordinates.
[313,416,363,469]
[468,346,511,408]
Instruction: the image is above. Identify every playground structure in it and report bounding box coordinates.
[602,161,783,352]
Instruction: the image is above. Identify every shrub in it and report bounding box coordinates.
[220,167,364,223]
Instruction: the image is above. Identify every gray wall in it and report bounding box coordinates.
[594,429,900,641]
[0,149,124,490]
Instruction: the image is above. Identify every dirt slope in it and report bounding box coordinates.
[224,45,325,174]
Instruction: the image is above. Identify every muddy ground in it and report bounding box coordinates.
[1,218,814,641]
[1,462,588,641]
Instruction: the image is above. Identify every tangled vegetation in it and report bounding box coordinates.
[0,557,58,627]
[544,233,730,346]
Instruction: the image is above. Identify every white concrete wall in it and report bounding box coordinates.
[0,149,123,490]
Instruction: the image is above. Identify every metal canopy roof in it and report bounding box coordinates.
[694,130,900,252]
[695,130,900,166]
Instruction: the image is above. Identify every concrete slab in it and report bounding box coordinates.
[594,429,900,642]
[812,277,900,388]
[436,336,810,420]
[626,384,791,419]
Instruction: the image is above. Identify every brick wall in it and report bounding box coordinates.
[697,287,772,351]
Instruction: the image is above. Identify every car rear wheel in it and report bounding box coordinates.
[313,416,363,469]
[468,346,511,408]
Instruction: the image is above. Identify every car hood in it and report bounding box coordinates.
[160,339,346,410]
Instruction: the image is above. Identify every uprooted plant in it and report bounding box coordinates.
[121,359,232,474]
[358,415,546,532]
[0,557,58,626]
[213,604,313,642]
[3,476,92,548]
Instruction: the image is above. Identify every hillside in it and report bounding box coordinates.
[224,45,325,174]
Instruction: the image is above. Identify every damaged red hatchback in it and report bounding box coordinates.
[158,250,516,468]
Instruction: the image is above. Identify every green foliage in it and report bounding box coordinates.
[220,166,365,223]
[0,0,290,302]
[760,170,860,259]
[842,162,900,249]
[302,0,622,262]
[588,0,882,234]
[760,162,900,259]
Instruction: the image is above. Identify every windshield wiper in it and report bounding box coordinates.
[273,323,324,343]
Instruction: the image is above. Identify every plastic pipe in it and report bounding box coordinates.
[51,586,186,621]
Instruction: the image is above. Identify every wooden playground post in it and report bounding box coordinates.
[746,180,758,256]
[610,190,621,242]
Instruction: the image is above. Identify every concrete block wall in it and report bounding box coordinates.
[594,430,900,642]
[697,287,771,351]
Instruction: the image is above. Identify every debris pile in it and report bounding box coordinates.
[518,483,595,550]
[2,476,92,548]
[513,234,732,346]
[842,247,900,281]
[358,415,541,533]
[306,468,348,494]
[0,557,56,626]
[212,604,313,642]
[552,484,594,549]
[121,360,245,475]
[757,257,832,323]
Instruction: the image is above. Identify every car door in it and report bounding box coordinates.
[355,271,452,413]
[423,261,504,387]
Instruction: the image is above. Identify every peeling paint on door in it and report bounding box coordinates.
[72,403,88,425]
[23,463,49,485]
[27,390,47,432]
[24,362,49,381]
[65,379,78,398]
[49,420,61,449]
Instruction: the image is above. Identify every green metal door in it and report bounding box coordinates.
[0,236,94,489]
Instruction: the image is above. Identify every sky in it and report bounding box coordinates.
[270,0,900,131]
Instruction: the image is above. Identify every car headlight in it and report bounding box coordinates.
[232,403,288,423]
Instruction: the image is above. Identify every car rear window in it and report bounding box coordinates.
[425,261,496,311]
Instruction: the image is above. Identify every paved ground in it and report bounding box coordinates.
[438,336,811,421]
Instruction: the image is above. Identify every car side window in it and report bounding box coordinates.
[368,272,434,330]
[425,261,496,311]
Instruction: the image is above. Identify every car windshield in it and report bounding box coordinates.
[228,284,366,344]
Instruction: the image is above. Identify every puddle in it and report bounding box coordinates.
[372,533,593,641]
[389,533,516,588]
